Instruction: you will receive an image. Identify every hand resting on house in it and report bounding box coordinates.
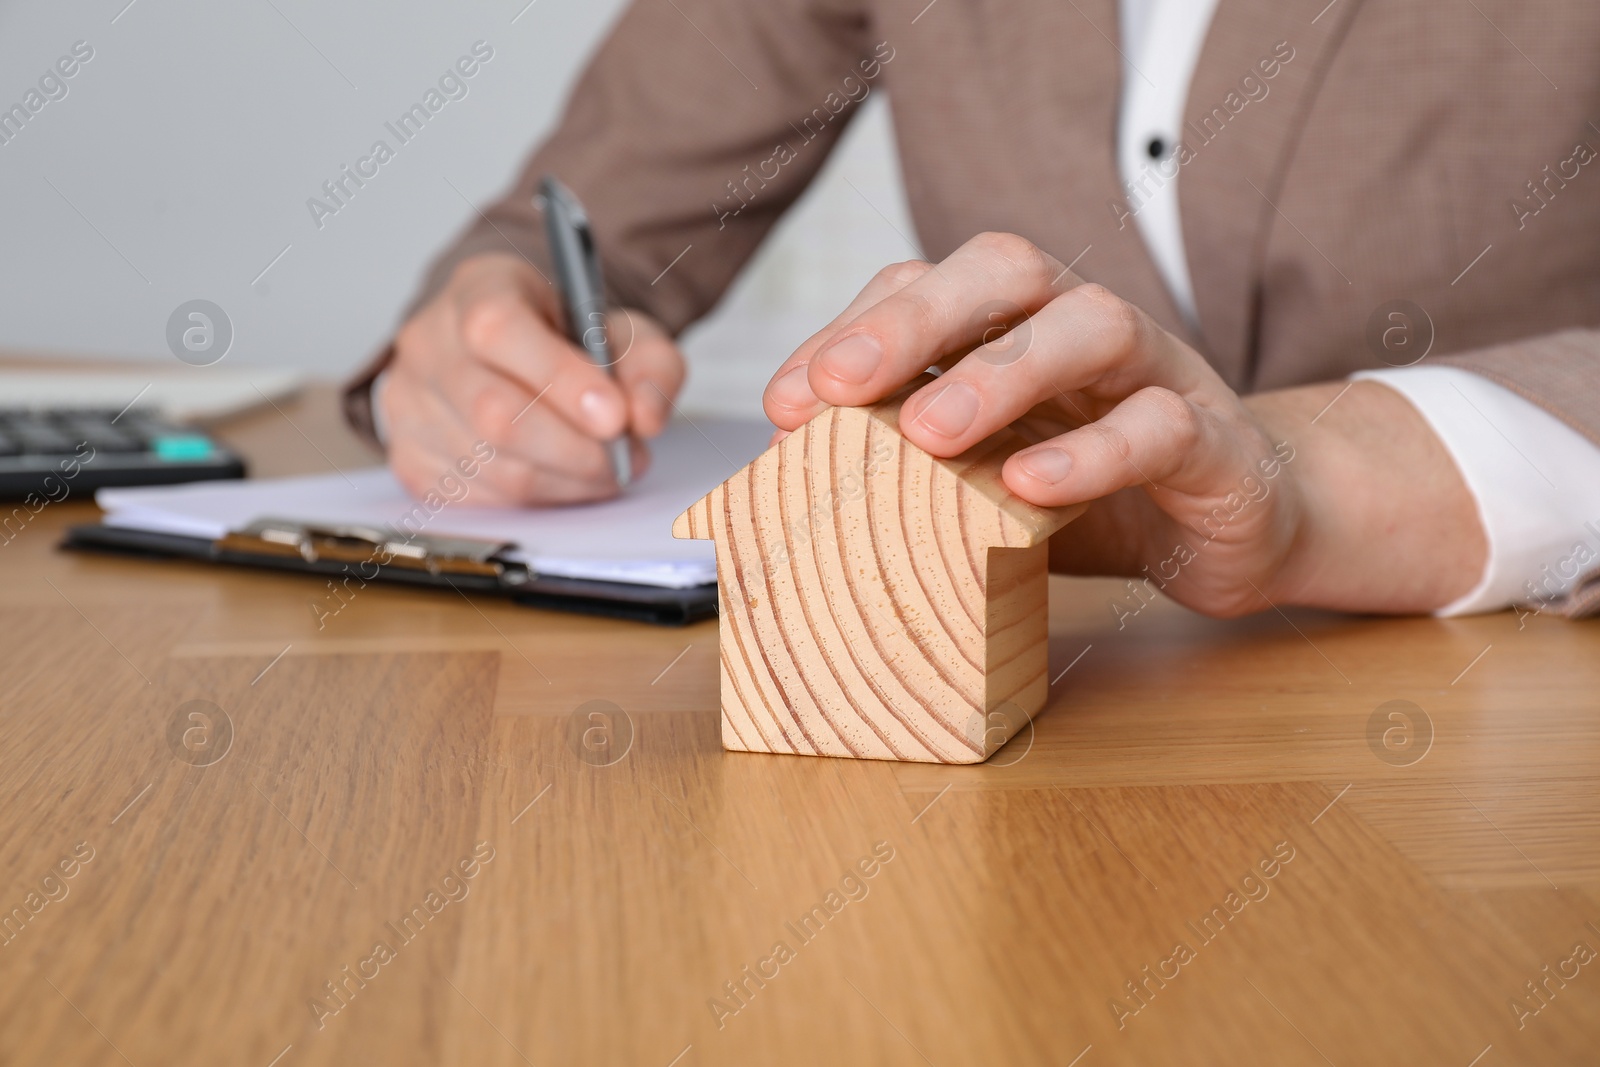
[761,232,1486,617]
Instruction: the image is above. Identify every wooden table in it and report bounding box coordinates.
[2,381,1597,1066]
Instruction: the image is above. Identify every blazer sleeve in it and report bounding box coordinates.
[343,0,880,441]
[1438,330,1600,452]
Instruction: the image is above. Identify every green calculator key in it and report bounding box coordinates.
[153,434,215,461]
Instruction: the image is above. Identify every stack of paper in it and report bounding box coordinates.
[96,417,773,588]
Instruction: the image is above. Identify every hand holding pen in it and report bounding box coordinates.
[380,178,686,507]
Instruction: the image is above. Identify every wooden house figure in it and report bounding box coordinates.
[674,386,1081,763]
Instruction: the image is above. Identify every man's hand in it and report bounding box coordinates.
[382,252,685,506]
[762,232,1486,617]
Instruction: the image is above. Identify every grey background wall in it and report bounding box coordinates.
[0,0,916,417]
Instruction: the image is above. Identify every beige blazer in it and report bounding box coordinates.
[345,0,1600,608]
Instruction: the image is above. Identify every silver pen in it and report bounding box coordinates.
[540,175,631,488]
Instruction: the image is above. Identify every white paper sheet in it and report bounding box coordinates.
[95,417,773,588]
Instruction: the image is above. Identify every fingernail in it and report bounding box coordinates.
[767,364,813,410]
[1018,447,1072,483]
[816,334,883,384]
[579,388,623,437]
[911,380,980,438]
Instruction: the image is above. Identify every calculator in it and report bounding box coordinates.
[0,408,245,501]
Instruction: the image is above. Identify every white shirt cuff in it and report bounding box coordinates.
[1353,366,1600,616]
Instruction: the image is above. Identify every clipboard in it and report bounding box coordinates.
[60,516,718,626]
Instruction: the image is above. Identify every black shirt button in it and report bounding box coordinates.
[1147,136,1167,160]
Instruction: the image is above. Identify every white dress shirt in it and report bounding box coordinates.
[1116,0,1600,614]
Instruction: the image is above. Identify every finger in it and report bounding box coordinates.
[386,431,542,509]
[388,361,632,499]
[385,373,532,502]
[388,434,455,502]
[423,358,612,484]
[896,283,1226,457]
[474,436,653,506]
[1002,386,1237,507]
[609,310,685,438]
[455,285,630,441]
[763,259,934,430]
[392,431,617,508]
[430,355,537,451]
[392,414,653,507]
[807,232,1072,408]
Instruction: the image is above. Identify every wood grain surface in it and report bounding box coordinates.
[1,374,1598,1066]
[674,393,1080,764]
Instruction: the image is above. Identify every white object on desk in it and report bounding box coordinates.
[0,367,303,423]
